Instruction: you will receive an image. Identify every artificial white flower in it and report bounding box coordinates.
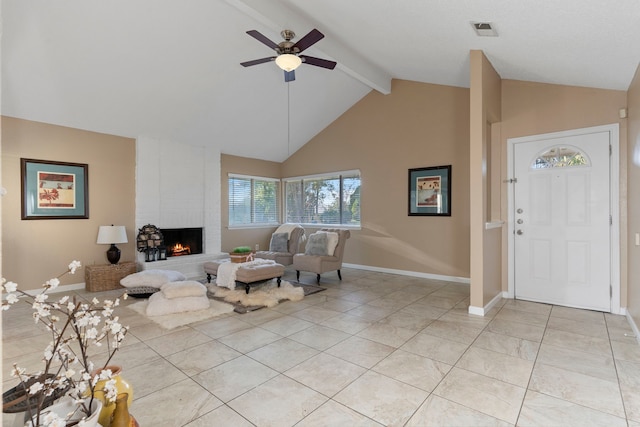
[35,293,48,303]
[109,322,123,334]
[98,369,113,381]
[85,328,98,340]
[103,378,118,402]
[3,280,18,293]
[29,382,44,395]
[6,294,19,305]
[12,365,26,378]
[46,278,60,290]
[44,345,54,361]
[68,260,81,274]
[43,411,66,427]
[59,295,69,304]
[65,369,76,378]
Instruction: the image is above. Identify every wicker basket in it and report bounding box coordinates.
[85,262,136,292]
[229,252,253,263]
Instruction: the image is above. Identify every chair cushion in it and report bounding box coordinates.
[269,232,289,252]
[305,232,328,256]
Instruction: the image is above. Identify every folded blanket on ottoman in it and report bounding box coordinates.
[216,259,275,289]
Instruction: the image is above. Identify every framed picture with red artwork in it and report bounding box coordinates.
[408,165,451,216]
[21,158,89,219]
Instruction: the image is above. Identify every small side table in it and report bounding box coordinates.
[85,262,136,292]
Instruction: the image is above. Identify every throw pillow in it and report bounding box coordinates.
[317,231,339,256]
[269,232,289,252]
[120,269,187,289]
[304,232,328,256]
[161,280,207,299]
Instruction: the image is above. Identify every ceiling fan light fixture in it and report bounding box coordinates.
[275,54,302,72]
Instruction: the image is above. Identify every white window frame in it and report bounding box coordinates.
[283,169,361,229]
[228,173,280,229]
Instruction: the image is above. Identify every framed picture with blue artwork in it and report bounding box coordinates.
[21,158,89,219]
[408,165,451,216]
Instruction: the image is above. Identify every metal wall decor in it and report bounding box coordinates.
[136,224,164,262]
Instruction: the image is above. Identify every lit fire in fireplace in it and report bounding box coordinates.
[170,243,191,256]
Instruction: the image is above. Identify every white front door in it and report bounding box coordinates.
[512,130,611,311]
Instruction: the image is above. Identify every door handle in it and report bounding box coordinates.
[516,230,524,235]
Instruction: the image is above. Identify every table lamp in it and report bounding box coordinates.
[97,225,128,264]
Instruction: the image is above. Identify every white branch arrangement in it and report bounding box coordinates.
[2,261,129,427]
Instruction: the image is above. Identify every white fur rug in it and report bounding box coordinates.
[126,299,234,329]
[208,279,304,311]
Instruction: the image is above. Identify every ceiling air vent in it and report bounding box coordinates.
[471,22,498,37]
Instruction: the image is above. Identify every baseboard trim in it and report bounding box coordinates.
[19,282,86,296]
[468,292,503,317]
[342,263,470,285]
[626,312,640,345]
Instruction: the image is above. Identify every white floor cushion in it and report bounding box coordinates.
[146,291,210,316]
[161,280,207,299]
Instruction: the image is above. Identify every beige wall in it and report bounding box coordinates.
[282,79,471,278]
[220,154,282,253]
[500,80,628,306]
[1,117,136,291]
[627,64,640,324]
[469,51,503,308]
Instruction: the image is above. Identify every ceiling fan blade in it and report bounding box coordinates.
[284,70,296,82]
[240,57,275,67]
[246,30,279,50]
[300,55,337,70]
[292,29,324,53]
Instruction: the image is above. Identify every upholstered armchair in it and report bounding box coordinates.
[293,228,350,284]
[255,225,305,266]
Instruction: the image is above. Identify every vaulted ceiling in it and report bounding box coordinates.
[3,0,640,162]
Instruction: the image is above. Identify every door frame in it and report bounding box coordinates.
[506,124,621,314]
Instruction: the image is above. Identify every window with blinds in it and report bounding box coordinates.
[284,170,361,226]
[228,174,279,226]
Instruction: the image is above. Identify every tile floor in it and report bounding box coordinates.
[3,267,640,426]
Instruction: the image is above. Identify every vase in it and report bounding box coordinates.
[91,365,133,427]
[110,393,140,427]
[23,397,102,427]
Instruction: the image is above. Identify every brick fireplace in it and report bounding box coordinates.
[135,137,225,278]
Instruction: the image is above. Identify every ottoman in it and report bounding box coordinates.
[204,259,286,294]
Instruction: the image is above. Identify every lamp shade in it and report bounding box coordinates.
[97,225,128,244]
[275,54,302,72]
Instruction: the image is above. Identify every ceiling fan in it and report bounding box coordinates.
[240,29,337,82]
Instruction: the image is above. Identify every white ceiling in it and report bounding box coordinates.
[2,0,640,162]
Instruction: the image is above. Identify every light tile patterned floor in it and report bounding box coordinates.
[3,267,640,426]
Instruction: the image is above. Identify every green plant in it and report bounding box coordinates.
[232,246,252,253]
